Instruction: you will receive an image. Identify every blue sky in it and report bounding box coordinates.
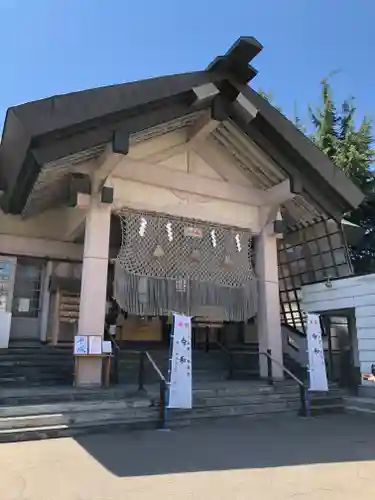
[0,0,373,130]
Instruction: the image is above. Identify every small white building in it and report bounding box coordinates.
[302,274,375,389]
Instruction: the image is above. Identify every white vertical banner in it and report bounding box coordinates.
[306,313,328,392]
[168,313,192,409]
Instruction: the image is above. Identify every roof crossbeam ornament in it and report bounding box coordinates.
[206,36,263,84]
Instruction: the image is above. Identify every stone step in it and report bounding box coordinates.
[0,399,294,443]
[0,368,73,377]
[0,397,152,418]
[0,403,156,431]
[0,378,73,388]
[0,415,160,443]
[192,393,284,407]
[0,350,72,357]
[0,359,73,367]
[0,386,141,406]
[153,382,275,399]
[167,401,291,421]
[0,380,304,442]
[0,366,73,376]
[0,398,290,432]
[345,397,375,414]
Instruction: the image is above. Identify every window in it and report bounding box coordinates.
[277,220,351,335]
[12,258,43,318]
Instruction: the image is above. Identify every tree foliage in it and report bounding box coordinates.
[309,78,375,191]
[258,80,375,274]
[307,78,375,274]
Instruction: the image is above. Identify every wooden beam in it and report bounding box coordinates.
[192,83,220,104]
[93,145,125,188]
[112,158,266,206]
[111,176,261,231]
[128,111,222,166]
[187,111,220,146]
[138,142,187,164]
[264,179,296,206]
[61,206,88,241]
[193,138,253,186]
[128,129,187,163]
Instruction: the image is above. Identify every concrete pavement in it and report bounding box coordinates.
[0,414,375,499]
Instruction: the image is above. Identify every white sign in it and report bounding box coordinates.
[0,295,7,312]
[102,340,112,354]
[306,313,328,391]
[88,335,102,355]
[184,227,203,238]
[0,312,12,348]
[74,335,88,355]
[18,298,30,313]
[168,313,192,409]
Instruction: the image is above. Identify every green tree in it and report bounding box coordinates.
[259,80,375,274]
[307,78,375,273]
[309,79,375,191]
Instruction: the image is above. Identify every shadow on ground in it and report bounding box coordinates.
[74,413,375,477]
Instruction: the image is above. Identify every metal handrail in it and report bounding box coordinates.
[263,348,307,417]
[138,350,167,429]
[215,340,259,379]
[215,341,307,417]
[108,337,121,384]
[214,340,231,355]
[262,350,304,387]
[145,351,166,382]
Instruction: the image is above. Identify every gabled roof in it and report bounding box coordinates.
[0,36,364,219]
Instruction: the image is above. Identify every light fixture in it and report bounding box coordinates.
[324,276,332,288]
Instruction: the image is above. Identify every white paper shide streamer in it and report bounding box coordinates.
[306,313,328,392]
[168,313,192,409]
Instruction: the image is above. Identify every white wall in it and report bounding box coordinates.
[301,274,375,384]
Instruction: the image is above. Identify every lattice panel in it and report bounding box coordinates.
[116,209,255,288]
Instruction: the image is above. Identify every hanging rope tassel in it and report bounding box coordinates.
[114,210,258,322]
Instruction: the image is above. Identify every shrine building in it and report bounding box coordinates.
[0,37,364,388]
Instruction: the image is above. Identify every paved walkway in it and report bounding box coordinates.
[1,414,375,499]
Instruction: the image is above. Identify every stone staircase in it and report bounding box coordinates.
[0,344,73,386]
[274,380,345,415]
[117,348,258,385]
[0,343,346,442]
[0,380,302,443]
[0,344,258,388]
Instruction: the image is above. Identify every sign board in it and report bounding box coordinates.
[74,335,88,355]
[88,335,102,355]
[74,335,103,355]
[102,340,112,354]
[184,227,203,238]
[18,298,30,313]
[0,312,12,348]
[0,295,7,313]
[306,313,328,392]
[0,261,12,280]
[168,313,192,409]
